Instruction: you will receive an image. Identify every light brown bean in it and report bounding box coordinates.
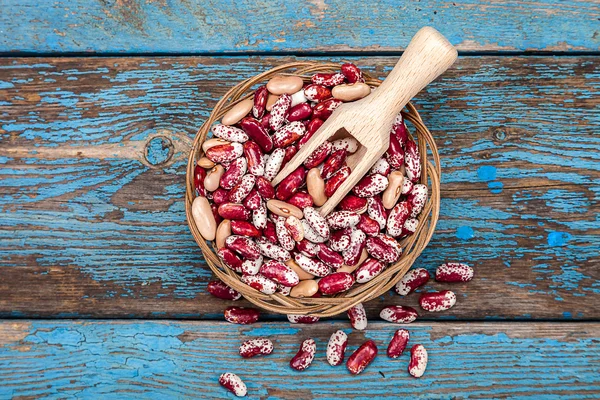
[266,75,304,95]
[331,83,371,102]
[197,157,215,169]
[382,171,404,209]
[286,259,315,281]
[338,249,369,273]
[202,138,230,153]
[265,94,279,111]
[307,168,328,207]
[191,196,217,241]
[222,98,253,126]
[290,279,319,298]
[266,199,303,219]
[204,165,225,192]
[216,219,232,249]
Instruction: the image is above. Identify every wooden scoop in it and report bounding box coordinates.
[272,27,457,216]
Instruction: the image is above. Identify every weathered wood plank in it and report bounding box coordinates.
[0,56,598,320]
[1,0,599,54]
[0,321,598,399]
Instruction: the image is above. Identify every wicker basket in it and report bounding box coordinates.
[185,62,441,318]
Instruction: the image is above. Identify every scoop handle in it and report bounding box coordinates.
[366,27,457,121]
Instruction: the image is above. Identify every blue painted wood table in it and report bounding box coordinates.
[0,1,599,398]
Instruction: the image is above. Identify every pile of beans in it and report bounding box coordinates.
[192,62,428,301]
[218,262,474,397]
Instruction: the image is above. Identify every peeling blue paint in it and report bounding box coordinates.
[455,226,474,240]
[547,231,573,247]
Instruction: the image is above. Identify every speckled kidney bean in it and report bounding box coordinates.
[348,303,368,330]
[339,195,368,213]
[326,330,348,366]
[224,306,259,325]
[395,268,430,296]
[274,215,295,250]
[295,253,331,277]
[243,141,264,176]
[404,139,421,183]
[343,229,367,266]
[228,174,255,203]
[287,102,312,122]
[327,211,360,230]
[220,157,247,190]
[260,112,271,131]
[304,141,332,169]
[366,234,401,263]
[240,117,273,153]
[356,214,380,236]
[269,93,292,131]
[296,239,319,257]
[252,85,268,119]
[436,263,473,283]
[420,290,457,312]
[316,243,344,269]
[355,257,385,283]
[275,166,306,201]
[260,259,299,287]
[386,201,412,237]
[304,84,331,102]
[353,173,389,197]
[380,305,418,324]
[331,137,359,153]
[212,188,230,205]
[287,314,320,324]
[263,220,278,243]
[256,237,291,261]
[204,164,225,192]
[328,228,351,252]
[219,372,247,397]
[311,72,345,87]
[408,183,428,218]
[386,132,405,169]
[239,338,273,358]
[341,62,365,83]
[387,329,410,359]
[218,248,244,273]
[402,218,418,237]
[241,273,278,295]
[290,338,317,371]
[282,144,298,167]
[402,177,414,195]
[299,118,324,147]
[282,215,303,242]
[347,340,378,375]
[205,142,244,164]
[243,189,261,210]
[241,256,262,276]
[225,235,261,260]
[391,113,408,145]
[273,121,306,148]
[291,89,307,107]
[339,248,369,273]
[312,98,343,120]
[278,284,291,296]
[304,206,330,238]
[287,192,314,209]
[207,280,242,301]
[370,158,391,176]
[211,203,222,225]
[252,204,267,230]
[324,165,351,197]
[321,149,347,180]
[255,176,275,199]
[212,124,249,143]
[230,220,261,237]
[218,203,251,220]
[301,219,328,243]
[408,344,428,378]
[193,165,207,196]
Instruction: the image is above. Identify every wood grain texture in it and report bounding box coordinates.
[0,320,598,399]
[1,0,600,54]
[0,56,598,320]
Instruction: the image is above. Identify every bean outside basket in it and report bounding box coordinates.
[185,62,441,318]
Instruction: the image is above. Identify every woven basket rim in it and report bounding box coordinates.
[185,62,441,318]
